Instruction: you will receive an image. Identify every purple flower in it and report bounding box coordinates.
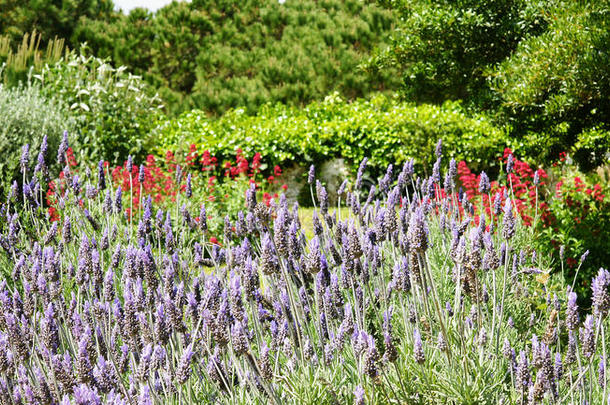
[308,165,315,184]
[20,144,29,173]
[478,171,490,194]
[185,173,192,198]
[431,159,440,184]
[176,346,195,384]
[114,186,123,214]
[435,138,443,159]
[506,153,514,173]
[502,199,515,240]
[354,158,369,190]
[580,315,596,359]
[566,291,579,331]
[407,207,428,252]
[592,268,610,317]
[413,328,425,364]
[364,335,379,378]
[580,250,590,264]
[354,385,365,405]
[126,155,133,173]
[338,179,348,196]
[533,170,540,186]
[516,350,530,392]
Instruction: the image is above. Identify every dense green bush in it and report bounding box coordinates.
[0,0,115,48]
[0,82,76,193]
[34,52,165,165]
[73,0,400,115]
[367,0,548,104]
[491,0,610,169]
[535,161,610,300]
[153,94,506,175]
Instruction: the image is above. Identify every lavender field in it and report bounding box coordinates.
[0,135,607,404]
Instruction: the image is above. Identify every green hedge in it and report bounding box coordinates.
[152,93,506,175]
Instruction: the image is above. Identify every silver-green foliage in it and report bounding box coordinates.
[0,81,75,191]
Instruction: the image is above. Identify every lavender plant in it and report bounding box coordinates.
[0,135,608,404]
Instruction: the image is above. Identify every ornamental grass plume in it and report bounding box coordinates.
[1,135,609,404]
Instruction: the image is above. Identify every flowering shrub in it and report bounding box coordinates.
[45,141,286,237]
[457,148,610,301]
[537,161,610,299]
[0,137,609,404]
[457,148,548,226]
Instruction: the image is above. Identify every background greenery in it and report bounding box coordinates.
[152,93,507,176]
[71,0,401,115]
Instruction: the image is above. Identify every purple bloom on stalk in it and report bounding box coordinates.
[363,335,379,378]
[435,138,442,159]
[176,346,195,384]
[115,186,123,214]
[139,386,152,405]
[554,352,563,381]
[40,134,48,156]
[566,292,579,330]
[20,144,29,173]
[479,171,490,194]
[199,204,207,232]
[338,179,348,196]
[356,158,369,190]
[506,153,514,173]
[432,158,441,184]
[580,315,596,359]
[58,130,69,164]
[559,245,565,261]
[580,250,590,264]
[502,199,516,240]
[175,164,183,184]
[185,174,192,198]
[592,268,610,317]
[138,164,145,184]
[308,165,315,184]
[599,355,606,387]
[516,350,530,392]
[126,155,133,173]
[354,385,365,405]
[73,384,101,405]
[413,328,425,364]
[407,207,428,252]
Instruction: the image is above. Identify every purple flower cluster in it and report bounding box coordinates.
[0,137,608,403]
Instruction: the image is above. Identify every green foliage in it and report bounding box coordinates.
[34,52,165,165]
[0,82,76,192]
[73,0,400,115]
[368,0,548,104]
[0,0,115,48]
[492,0,610,170]
[153,93,506,175]
[536,163,610,300]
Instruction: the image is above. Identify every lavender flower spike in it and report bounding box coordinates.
[308,165,315,185]
[354,385,365,405]
[592,268,610,317]
[413,328,425,364]
[479,171,490,194]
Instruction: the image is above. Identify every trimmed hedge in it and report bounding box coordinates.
[151,94,507,176]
